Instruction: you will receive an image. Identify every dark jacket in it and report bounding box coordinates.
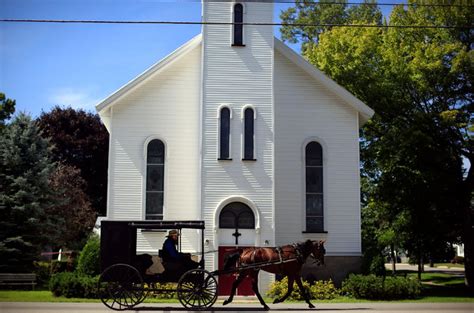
[162,237,181,262]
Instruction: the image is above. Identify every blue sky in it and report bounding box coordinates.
[1,0,291,116]
[1,0,403,117]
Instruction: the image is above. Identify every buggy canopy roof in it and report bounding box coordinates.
[102,220,205,230]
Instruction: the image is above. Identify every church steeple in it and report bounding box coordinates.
[201,0,273,47]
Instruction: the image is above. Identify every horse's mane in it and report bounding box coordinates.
[223,249,243,271]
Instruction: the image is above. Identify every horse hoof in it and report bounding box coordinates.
[223,300,230,306]
[263,305,270,310]
[308,304,315,309]
[273,299,280,304]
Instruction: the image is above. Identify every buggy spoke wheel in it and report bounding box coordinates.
[98,263,147,310]
[177,269,217,310]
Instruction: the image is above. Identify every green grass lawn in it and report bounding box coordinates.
[0,290,100,303]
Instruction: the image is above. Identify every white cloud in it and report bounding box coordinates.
[49,88,101,112]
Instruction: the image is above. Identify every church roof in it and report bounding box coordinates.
[96,34,374,124]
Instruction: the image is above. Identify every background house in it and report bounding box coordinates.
[96,1,374,293]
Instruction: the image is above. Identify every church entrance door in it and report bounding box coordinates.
[217,202,256,296]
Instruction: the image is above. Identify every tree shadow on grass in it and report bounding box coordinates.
[421,284,473,298]
[391,270,472,298]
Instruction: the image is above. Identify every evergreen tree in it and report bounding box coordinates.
[0,113,57,272]
[0,92,16,130]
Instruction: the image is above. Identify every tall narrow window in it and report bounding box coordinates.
[219,107,231,160]
[146,139,164,220]
[306,142,323,232]
[233,4,244,46]
[243,107,255,160]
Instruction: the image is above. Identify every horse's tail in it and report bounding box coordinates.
[223,249,242,271]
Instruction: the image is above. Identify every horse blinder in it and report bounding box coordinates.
[311,241,325,266]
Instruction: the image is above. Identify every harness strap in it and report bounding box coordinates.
[276,246,283,264]
[292,243,303,263]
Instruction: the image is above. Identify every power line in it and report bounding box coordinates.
[1,19,472,29]
[164,0,473,8]
[203,0,473,8]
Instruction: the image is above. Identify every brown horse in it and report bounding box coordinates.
[222,240,325,310]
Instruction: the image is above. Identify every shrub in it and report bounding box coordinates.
[34,261,52,287]
[51,260,71,274]
[267,277,338,300]
[342,274,421,300]
[77,234,100,276]
[147,282,178,299]
[49,272,99,298]
[369,255,386,276]
[309,280,339,300]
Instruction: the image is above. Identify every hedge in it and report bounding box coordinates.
[49,272,99,298]
[267,277,338,300]
[342,274,421,300]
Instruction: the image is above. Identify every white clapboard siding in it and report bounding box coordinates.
[107,42,202,254]
[201,1,275,288]
[273,49,361,255]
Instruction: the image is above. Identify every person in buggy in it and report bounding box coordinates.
[161,230,202,278]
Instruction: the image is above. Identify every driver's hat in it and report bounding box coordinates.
[167,229,179,237]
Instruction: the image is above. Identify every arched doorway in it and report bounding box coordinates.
[219,202,255,245]
[218,202,256,296]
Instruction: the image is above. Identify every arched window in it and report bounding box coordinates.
[243,107,255,160]
[219,202,255,229]
[146,139,164,220]
[219,107,231,160]
[233,3,244,46]
[305,141,323,232]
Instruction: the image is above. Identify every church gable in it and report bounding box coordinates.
[274,38,374,124]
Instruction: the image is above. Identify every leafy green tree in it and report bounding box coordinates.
[280,0,348,54]
[0,114,57,272]
[280,0,473,286]
[0,93,16,130]
[37,107,109,216]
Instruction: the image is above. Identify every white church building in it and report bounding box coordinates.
[96,1,374,293]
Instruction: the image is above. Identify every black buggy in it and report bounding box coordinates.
[98,220,218,310]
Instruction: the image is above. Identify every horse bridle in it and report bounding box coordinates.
[312,242,325,266]
[293,241,324,266]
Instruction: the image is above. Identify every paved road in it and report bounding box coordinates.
[1,302,473,313]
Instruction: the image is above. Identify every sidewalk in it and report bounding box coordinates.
[385,263,465,273]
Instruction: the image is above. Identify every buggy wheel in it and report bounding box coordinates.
[98,263,147,311]
[177,269,218,310]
